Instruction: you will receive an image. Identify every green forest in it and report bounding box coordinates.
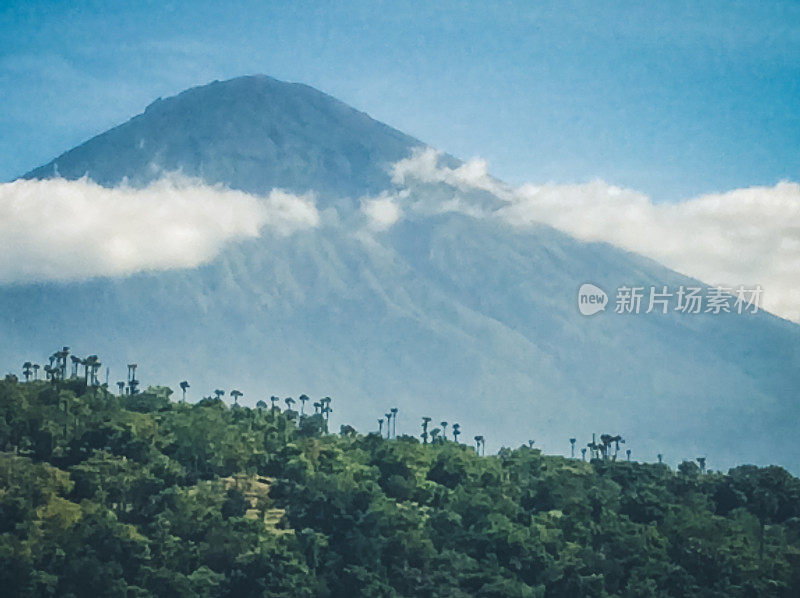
[1,351,800,597]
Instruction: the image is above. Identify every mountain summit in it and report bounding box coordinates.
[25,75,422,206]
[8,76,800,471]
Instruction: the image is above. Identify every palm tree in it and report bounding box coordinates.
[22,362,32,382]
[528,440,535,448]
[71,355,81,377]
[230,390,242,406]
[285,397,296,412]
[570,438,576,458]
[452,423,461,443]
[256,399,267,410]
[696,457,706,473]
[385,412,393,439]
[314,401,322,414]
[430,428,440,443]
[390,407,398,438]
[299,394,309,416]
[116,381,125,396]
[32,364,39,380]
[581,447,587,461]
[626,449,631,462]
[440,421,448,440]
[214,389,225,400]
[475,435,485,456]
[179,381,190,402]
[657,454,663,464]
[421,417,431,444]
[322,398,333,421]
[377,418,384,435]
[270,396,279,410]
[59,347,70,379]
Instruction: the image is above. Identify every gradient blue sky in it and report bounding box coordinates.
[1,0,798,201]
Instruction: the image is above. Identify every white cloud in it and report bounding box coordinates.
[0,176,319,283]
[392,149,800,323]
[361,192,403,230]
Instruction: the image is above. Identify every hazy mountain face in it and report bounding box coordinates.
[8,75,800,471]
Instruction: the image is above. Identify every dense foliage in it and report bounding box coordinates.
[1,376,800,597]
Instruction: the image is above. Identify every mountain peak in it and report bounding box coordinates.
[24,75,423,204]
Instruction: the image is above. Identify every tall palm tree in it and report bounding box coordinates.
[32,364,39,380]
[657,454,663,464]
[377,418,384,435]
[285,397,296,412]
[570,438,576,458]
[390,407,398,438]
[22,362,32,382]
[270,396,279,410]
[256,399,267,410]
[179,381,190,402]
[71,355,81,377]
[214,389,225,400]
[60,347,70,379]
[452,423,461,443]
[314,401,322,414]
[626,449,631,462]
[528,440,535,448]
[116,381,125,396]
[581,448,587,461]
[299,394,309,416]
[230,390,242,406]
[323,398,333,421]
[440,421,448,440]
[696,457,706,473]
[385,412,393,439]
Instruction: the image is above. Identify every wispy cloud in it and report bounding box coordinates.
[388,149,800,322]
[0,176,319,283]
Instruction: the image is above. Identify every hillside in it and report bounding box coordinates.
[1,370,800,597]
[5,75,800,471]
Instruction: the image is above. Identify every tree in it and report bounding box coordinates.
[285,397,296,412]
[696,457,706,473]
[377,418,384,435]
[452,423,461,443]
[270,396,279,410]
[214,389,225,400]
[32,364,39,380]
[116,381,125,396]
[390,407,398,438]
[230,390,243,406]
[570,437,576,458]
[421,417,431,444]
[440,421,448,440]
[22,362,32,382]
[385,412,393,439]
[179,381,190,402]
[298,394,309,416]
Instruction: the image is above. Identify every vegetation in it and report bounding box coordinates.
[1,352,800,597]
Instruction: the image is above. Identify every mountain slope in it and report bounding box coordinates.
[24,75,427,208]
[6,75,800,471]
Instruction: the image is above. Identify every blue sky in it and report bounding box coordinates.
[1,0,798,201]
